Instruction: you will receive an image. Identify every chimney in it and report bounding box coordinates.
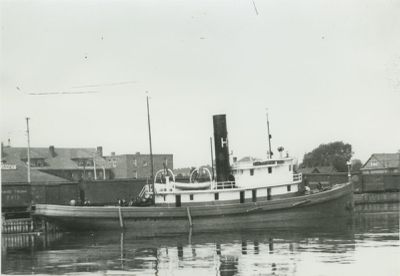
[49,145,56,157]
[96,146,103,157]
[213,114,231,182]
[111,152,115,156]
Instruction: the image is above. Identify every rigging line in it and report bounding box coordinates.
[27,91,98,95]
[16,87,98,95]
[252,0,259,15]
[70,81,137,89]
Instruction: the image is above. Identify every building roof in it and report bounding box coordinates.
[361,153,400,170]
[105,153,173,158]
[298,166,337,174]
[316,166,338,173]
[1,145,114,184]
[2,146,111,170]
[298,167,318,174]
[1,163,69,184]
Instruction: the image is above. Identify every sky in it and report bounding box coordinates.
[1,0,399,168]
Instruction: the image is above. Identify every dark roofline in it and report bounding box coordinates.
[105,153,173,157]
[361,153,400,169]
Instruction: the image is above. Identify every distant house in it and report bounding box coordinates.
[104,152,173,179]
[1,144,113,183]
[361,153,400,174]
[298,166,337,174]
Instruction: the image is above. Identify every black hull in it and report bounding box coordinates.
[33,183,354,235]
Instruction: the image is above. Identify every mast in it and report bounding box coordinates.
[26,117,31,183]
[266,111,273,159]
[210,137,215,180]
[146,95,155,203]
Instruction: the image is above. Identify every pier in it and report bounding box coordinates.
[2,218,34,234]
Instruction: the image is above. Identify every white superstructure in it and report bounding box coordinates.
[151,155,302,206]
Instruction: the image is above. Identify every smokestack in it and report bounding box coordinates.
[49,145,56,157]
[213,114,231,182]
[96,146,103,157]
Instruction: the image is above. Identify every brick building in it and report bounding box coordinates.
[105,152,173,179]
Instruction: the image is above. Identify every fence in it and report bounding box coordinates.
[302,173,400,193]
[2,178,150,213]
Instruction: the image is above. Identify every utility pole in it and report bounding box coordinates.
[26,117,31,183]
[146,95,155,203]
[210,137,215,180]
[266,110,273,159]
[93,154,97,180]
[347,160,352,183]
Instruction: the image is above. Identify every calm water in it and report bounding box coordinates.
[2,212,399,276]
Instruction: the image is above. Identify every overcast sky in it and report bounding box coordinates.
[1,0,399,168]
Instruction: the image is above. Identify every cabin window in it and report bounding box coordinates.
[215,193,219,200]
[287,185,291,192]
[250,169,254,176]
[268,167,272,174]
[289,165,292,171]
[267,188,271,200]
[190,194,194,201]
[252,189,257,202]
[240,191,245,203]
[175,195,181,207]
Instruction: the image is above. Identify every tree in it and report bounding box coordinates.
[351,159,363,172]
[301,141,353,172]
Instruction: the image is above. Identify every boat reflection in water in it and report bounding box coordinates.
[3,212,398,275]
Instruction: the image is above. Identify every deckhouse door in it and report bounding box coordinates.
[175,195,181,207]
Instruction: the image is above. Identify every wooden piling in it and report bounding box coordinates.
[118,207,124,229]
[186,207,193,228]
[2,218,35,234]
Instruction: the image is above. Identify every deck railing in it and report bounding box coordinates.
[293,173,302,182]
[139,185,149,197]
[211,181,236,190]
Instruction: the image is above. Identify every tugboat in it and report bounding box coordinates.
[33,114,353,234]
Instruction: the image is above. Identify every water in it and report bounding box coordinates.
[2,212,399,276]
